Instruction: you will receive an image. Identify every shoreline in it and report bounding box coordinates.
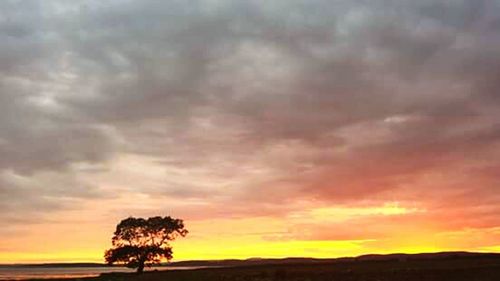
[2,252,499,281]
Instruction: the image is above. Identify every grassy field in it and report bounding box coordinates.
[37,255,500,281]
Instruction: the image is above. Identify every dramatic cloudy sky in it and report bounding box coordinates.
[1,0,500,262]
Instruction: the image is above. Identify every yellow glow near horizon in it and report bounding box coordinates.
[306,202,421,222]
[1,237,498,264]
[1,204,498,263]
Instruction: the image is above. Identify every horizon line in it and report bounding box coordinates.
[2,250,498,266]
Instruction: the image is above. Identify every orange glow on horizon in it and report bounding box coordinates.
[1,204,499,264]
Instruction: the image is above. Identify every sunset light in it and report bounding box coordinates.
[1,1,500,280]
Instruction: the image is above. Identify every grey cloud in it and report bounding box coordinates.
[0,169,104,232]
[0,0,500,231]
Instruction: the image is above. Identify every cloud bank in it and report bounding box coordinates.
[1,0,500,258]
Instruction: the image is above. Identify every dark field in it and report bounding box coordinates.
[36,255,500,281]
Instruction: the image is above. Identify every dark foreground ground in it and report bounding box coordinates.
[34,254,500,281]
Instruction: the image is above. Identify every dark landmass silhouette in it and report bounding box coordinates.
[2,252,500,281]
[152,251,500,267]
[2,251,499,267]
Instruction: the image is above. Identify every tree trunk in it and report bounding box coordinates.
[137,261,145,274]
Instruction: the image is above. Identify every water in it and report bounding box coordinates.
[0,266,203,280]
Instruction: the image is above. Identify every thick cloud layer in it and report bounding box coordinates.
[1,0,500,251]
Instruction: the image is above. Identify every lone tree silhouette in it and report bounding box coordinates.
[105,216,188,273]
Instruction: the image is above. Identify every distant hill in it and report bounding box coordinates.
[163,251,500,267]
[2,251,499,268]
[163,257,334,267]
[355,251,500,261]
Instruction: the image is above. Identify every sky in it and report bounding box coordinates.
[1,0,500,263]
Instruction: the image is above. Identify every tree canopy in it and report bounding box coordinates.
[104,216,188,273]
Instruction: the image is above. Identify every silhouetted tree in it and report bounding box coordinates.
[104,216,188,273]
